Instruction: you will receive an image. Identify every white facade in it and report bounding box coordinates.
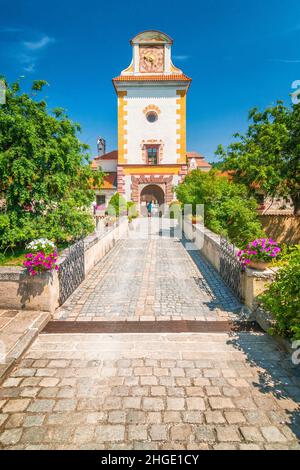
[98,159,117,172]
[123,85,186,164]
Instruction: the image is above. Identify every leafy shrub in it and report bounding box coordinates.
[169,201,181,219]
[107,193,127,216]
[0,79,103,252]
[259,246,300,340]
[175,170,264,247]
[127,201,138,218]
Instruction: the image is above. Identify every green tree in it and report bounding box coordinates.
[0,78,103,251]
[259,246,300,340]
[107,193,127,216]
[216,102,300,215]
[175,170,264,247]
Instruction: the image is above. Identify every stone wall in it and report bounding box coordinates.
[83,218,128,276]
[0,218,128,313]
[183,220,276,309]
[260,214,300,245]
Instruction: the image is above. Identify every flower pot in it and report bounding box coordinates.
[248,260,272,271]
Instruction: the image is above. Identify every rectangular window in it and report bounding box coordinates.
[147,146,158,165]
[96,195,106,206]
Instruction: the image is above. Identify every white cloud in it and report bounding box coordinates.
[23,35,55,50]
[173,54,190,61]
[269,58,300,64]
[23,63,35,73]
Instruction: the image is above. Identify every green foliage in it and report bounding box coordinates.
[107,193,127,216]
[175,170,264,247]
[169,200,181,219]
[259,247,300,340]
[216,102,300,215]
[127,201,138,219]
[0,79,103,252]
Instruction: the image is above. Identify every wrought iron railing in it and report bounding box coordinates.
[58,239,85,305]
[220,236,244,301]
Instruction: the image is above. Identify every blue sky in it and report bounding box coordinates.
[1,0,300,162]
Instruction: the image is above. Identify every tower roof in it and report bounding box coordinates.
[130,30,173,45]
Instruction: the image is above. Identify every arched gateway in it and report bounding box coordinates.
[140,184,165,216]
[140,184,165,205]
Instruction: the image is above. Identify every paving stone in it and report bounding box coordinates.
[225,411,246,424]
[123,397,141,409]
[126,410,146,424]
[216,426,241,442]
[149,424,168,441]
[95,425,125,442]
[129,425,149,442]
[11,368,35,378]
[195,425,216,442]
[147,412,162,424]
[53,399,77,412]
[166,397,184,410]
[240,426,265,442]
[39,377,60,387]
[260,426,288,443]
[143,397,164,411]
[170,424,191,441]
[23,415,45,427]
[209,397,235,410]
[20,387,40,398]
[186,397,206,411]
[239,443,262,450]
[21,427,48,444]
[73,425,95,443]
[213,443,237,450]
[186,386,204,397]
[151,386,165,396]
[28,399,55,413]
[205,410,226,424]
[3,399,30,413]
[5,413,25,428]
[0,428,22,445]
[0,414,9,426]
[244,410,270,425]
[108,411,126,424]
[2,378,23,387]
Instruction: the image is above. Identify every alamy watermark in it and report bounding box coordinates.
[291,341,300,365]
[291,80,300,104]
[0,80,6,104]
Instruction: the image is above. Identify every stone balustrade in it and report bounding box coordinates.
[183,220,277,310]
[0,218,128,314]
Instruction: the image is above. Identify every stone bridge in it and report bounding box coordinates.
[0,218,299,450]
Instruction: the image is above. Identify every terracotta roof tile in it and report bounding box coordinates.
[94,150,118,161]
[187,151,205,159]
[102,172,117,189]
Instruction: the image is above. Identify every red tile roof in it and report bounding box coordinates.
[94,150,118,161]
[187,151,212,168]
[187,151,205,159]
[113,74,191,82]
[197,160,212,168]
[102,172,117,189]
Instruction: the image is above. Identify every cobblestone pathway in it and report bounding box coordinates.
[54,220,242,321]
[1,219,299,449]
[0,333,299,449]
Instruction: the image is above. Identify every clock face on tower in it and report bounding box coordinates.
[139,46,164,73]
